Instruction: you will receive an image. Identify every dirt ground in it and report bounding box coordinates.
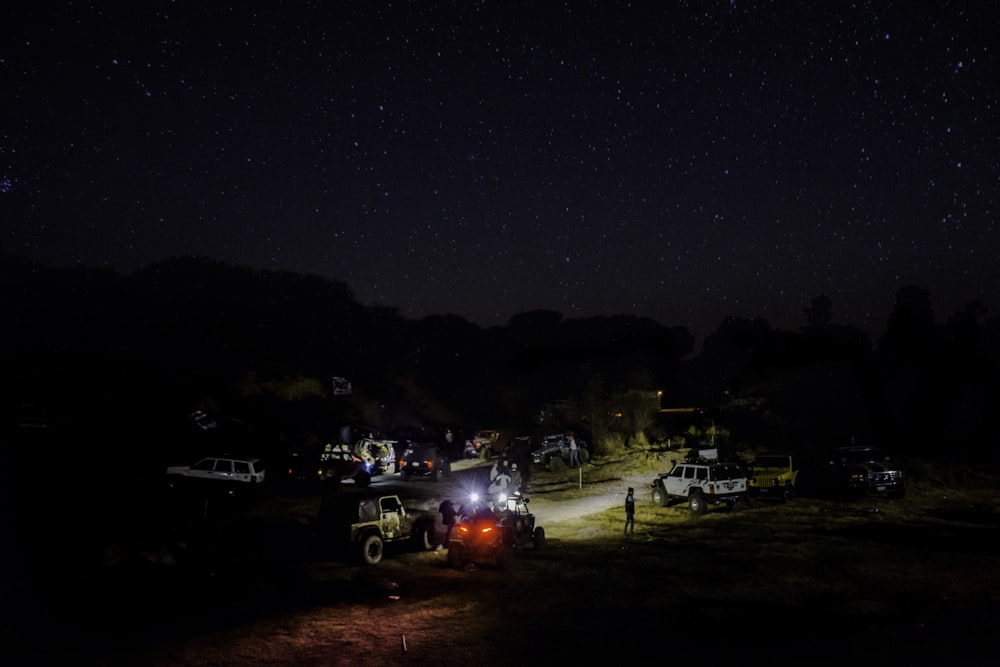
[5,452,1000,666]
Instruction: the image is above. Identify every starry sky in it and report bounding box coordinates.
[2,1,997,344]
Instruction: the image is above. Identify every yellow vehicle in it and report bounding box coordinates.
[748,454,798,502]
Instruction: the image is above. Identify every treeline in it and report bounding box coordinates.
[2,254,998,464]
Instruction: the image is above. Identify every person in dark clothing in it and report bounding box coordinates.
[624,487,635,535]
[440,499,459,542]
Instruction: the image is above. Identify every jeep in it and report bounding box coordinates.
[318,443,372,487]
[317,491,441,565]
[353,436,399,476]
[651,455,749,515]
[748,453,798,502]
[530,432,589,470]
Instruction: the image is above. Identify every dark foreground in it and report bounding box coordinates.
[3,463,999,666]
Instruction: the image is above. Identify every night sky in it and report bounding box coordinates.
[3,1,997,343]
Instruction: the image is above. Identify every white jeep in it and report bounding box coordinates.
[650,449,748,514]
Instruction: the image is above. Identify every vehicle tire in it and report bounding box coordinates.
[579,448,590,464]
[549,456,565,472]
[360,533,384,565]
[782,483,795,502]
[416,525,434,551]
[652,486,667,507]
[689,490,707,515]
[732,495,748,512]
[447,543,464,569]
[400,470,411,481]
[432,467,442,482]
[355,470,372,488]
[532,527,545,550]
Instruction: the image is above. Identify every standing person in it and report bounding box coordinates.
[439,499,459,544]
[624,487,635,535]
[568,434,580,468]
[508,462,523,494]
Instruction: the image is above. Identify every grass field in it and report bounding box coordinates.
[5,453,999,666]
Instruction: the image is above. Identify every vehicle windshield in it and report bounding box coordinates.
[754,456,788,467]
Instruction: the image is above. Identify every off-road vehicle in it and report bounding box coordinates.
[318,443,372,487]
[497,492,545,551]
[165,454,266,495]
[399,442,452,481]
[447,505,515,570]
[470,429,508,458]
[353,436,398,476]
[530,432,589,470]
[748,453,798,502]
[317,491,441,565]
[651,449,749,515]
[828,445,905,499]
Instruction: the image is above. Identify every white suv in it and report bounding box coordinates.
[650,451,748,514]
[166,455,266,488]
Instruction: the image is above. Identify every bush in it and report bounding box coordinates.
[627,431,652,450]
[597,432,626,457]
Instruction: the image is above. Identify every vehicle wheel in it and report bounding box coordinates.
[416,525,434,551]
[689,490,707,515]
[549,456,565,472]
[432,467,442,482]
[652,487,667,507]
[447,543,464,569]
[732,495,748,512]
[782,483,795,502]
[360,533,384,565]
[355,470,372,487]
[400,471,411,481]
[532,527,545,550]
[579,448,590,464]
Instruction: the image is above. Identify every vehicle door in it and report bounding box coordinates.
[212,458,234,481]
[663,464,685,495]
[693,465,708,490]
[189,457,217,480]
[232,459,251,483]
[379,496,402,538]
